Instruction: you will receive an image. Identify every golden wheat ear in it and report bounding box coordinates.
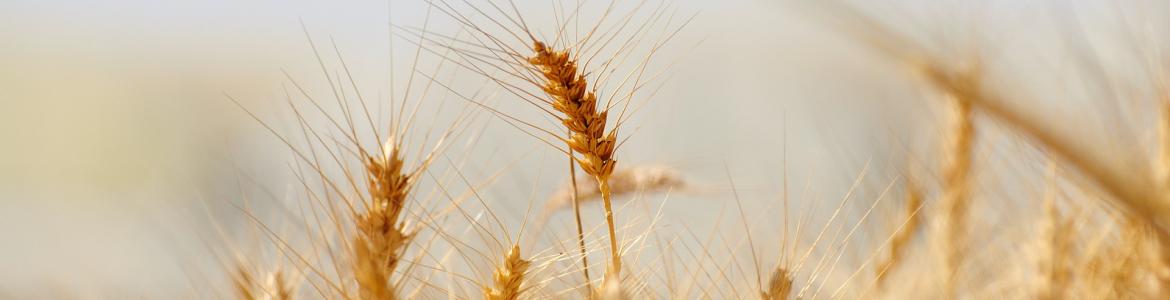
[483,244,531,300]
[527,39,625,277]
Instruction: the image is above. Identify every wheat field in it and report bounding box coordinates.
[3,0,1170,299]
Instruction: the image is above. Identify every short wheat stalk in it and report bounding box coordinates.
[353,142,416,300]
[529,41,622,276]
[484,244,531,300]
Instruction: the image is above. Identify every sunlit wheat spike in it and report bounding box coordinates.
[526,38,630,280]
[483,244,531,300]
[352,140,419,300]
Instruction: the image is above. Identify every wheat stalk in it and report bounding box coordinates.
[353,141,417,300]
[484,244,531,300]
[528,40,623,276]
[567,142,593,291]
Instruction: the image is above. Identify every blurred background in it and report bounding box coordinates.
[2,0,1167,298]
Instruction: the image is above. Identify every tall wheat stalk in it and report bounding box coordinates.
[529,41,623,276]
[567,138,593,289]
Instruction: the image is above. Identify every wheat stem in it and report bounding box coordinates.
[567,143,594,291]
[598,174,621,275]
[529,40,622,276]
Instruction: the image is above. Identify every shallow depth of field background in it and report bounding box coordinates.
[1,0,1163,297]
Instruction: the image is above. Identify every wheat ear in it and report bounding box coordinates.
[484,244,531,300]
[529,41,622,275]
[353,142,416,300]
